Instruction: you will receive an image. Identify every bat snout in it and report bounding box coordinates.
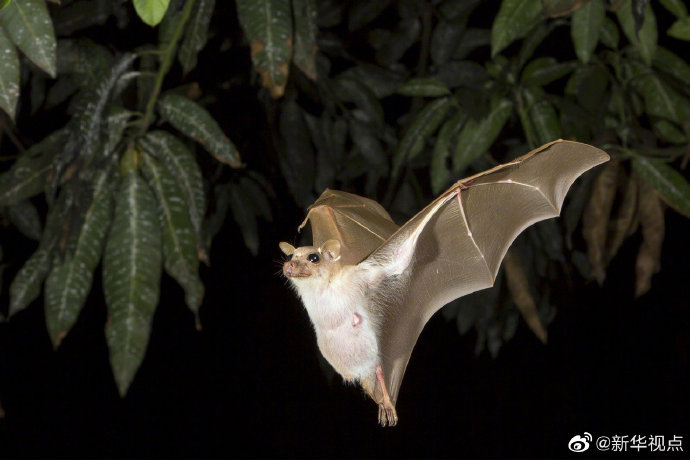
[283,261,311,278]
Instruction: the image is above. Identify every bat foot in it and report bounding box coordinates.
[378,401,398,427]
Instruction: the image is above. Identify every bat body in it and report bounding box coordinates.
[280,140,609,426]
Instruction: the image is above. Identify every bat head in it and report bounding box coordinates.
[279,239,342,281]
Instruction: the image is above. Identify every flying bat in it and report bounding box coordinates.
[279,140,609,426]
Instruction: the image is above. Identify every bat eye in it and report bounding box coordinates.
[308,253,320,264]
[286,254,293,261]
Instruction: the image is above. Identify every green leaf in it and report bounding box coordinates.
[103,106,132,158]
[0,0,56,77]
[631,66,690,125]
[178,0,214,74]
[668,17,690,41]
[541,0,585,17]
[235,0,292,98]
[659,0,687,19]
[158,94,241,167]
[133,0,171,26]
[652,47,690,84]
[431,111,466,194]
[142,150,203,316]
[103,170,162,397]
[452,98,513,174]
[571,0,605,63]
[599,17,620,49]
[397,78,451,97]
[632,156,690,217]
[0,0,10,10]
[491,0,544,57]
[616,0,657,65]
[9,247,51,317]
[7,199,42,240]
[654,119,687,144]
[392,97,451,176]
[45,168,115,347]
[520,87,561,146]
[431,16,468,66]
[521,57,578,86]
[0,28,19,120]
[142,131,205,262]
[292,0,317,79]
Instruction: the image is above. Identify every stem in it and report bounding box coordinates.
[136,0,196,136]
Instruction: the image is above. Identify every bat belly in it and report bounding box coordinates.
[317,316,379,380]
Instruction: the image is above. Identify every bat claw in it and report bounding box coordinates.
[378,402,398,427]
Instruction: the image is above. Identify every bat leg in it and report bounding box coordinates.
[375,364,398,427]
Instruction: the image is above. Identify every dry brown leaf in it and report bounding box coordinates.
[635,181,665,297]
[606,174,638,263]
[504,250,547,344]
[582,161,619,284]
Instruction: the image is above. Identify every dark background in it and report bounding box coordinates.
[0,196,688,458]
[1,1,689,458]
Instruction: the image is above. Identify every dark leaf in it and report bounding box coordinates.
[570,0,605,63]
[375,17,420,66]
[616,0,657,65]
[293,0,318,79]
[397,78,450,97]
[542,0,586,17]
[133,0,171,27]
[0,0,56,76]
[434,60,489,90]
[7,199,42,240]
[634,180,664,297]
[431,110,466,194]
[632,155,690,217]
[491,0,544,57]
[667,18,690,41]
[521,57,578,87]
[178,0,214,74]
[0,28,19,120]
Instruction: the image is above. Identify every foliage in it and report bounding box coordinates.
[0,0,688,392]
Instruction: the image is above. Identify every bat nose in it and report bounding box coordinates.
[284,261,295,276]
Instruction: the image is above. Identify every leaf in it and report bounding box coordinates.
[582,161,619,284]
[630,67,690,126]
[52,0,112,36]
[235,0,292,98]
[102,106,132,158]
[599,17,620,49]
[435,60,489,90]
[454,27,491,60]
[0,130,67,206]
[652,47,690,85]
[431,16,468,66]
[142,150,203,317]
[278,99,315,208]
[431,111,466,194]
[0,0,56,76]
[397,78,451,97]
[375,17,421,66]
[659,0,687,19]
[616,0,657,65]
[0,28,19,120]
[347,0,391,31]
[503,250,547,343]
[178,0,214,74]
[103,169,162,397]
[668,17,690,41]
[9,247,51,317]
[491,0,544,57]
[333,76,385,128]
[338,64,406,99]
[632,156,690,217]
[634,181,664,297]
[452,97,513,174]
[349,119,386,169]
[141,131,206,262]
[292,0,317,79]
[392,97,451,176]
[654,119,687,144]
[0,0,10,9]
[606,175,637,263]
[520,87,561,146]
[45,168,115,347]
[541,0,586,17]
[570,0,605,63]
[7,199,42,240]
[520,57,578,86]
[158,94,241,167]
[133,0,171,27]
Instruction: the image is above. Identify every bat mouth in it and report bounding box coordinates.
[285,271,311,279]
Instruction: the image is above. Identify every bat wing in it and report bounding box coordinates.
[369,140,609,405]
[300,188,399,266]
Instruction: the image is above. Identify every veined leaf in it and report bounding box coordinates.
[158,94,241,167]
[521,57,578,87]
[630,67,690,126]
[142,150,204,316]
[397,78,451,97]
[9,247,51,317]
[431,111,466,195]
[0,130,68,206]
[45,168,115,347]
[103,106,132,159]
[103,170,162,397]
[141,131,205,262]
[235,0,292,98]
[392,97,451,176]
[179,0,214,74]
[8,199,42,240]
[571,0,605,63]
[668,17,690,41]
[0,28,19,120]
[452,98,513,174]
[491,0,544,57]
[632,156,690,217]
[292,0,317,79]
[0,0,56,76]
[133,0,171,27]
[521,87,561,146]
[616,0,657,65]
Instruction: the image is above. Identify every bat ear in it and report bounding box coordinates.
[320,239,341,261]
[279,242,295,256]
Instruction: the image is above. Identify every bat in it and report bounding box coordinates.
[279,140,609,426]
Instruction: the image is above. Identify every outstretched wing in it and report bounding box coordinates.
[300,188,399,266]
[370,140,609,405]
